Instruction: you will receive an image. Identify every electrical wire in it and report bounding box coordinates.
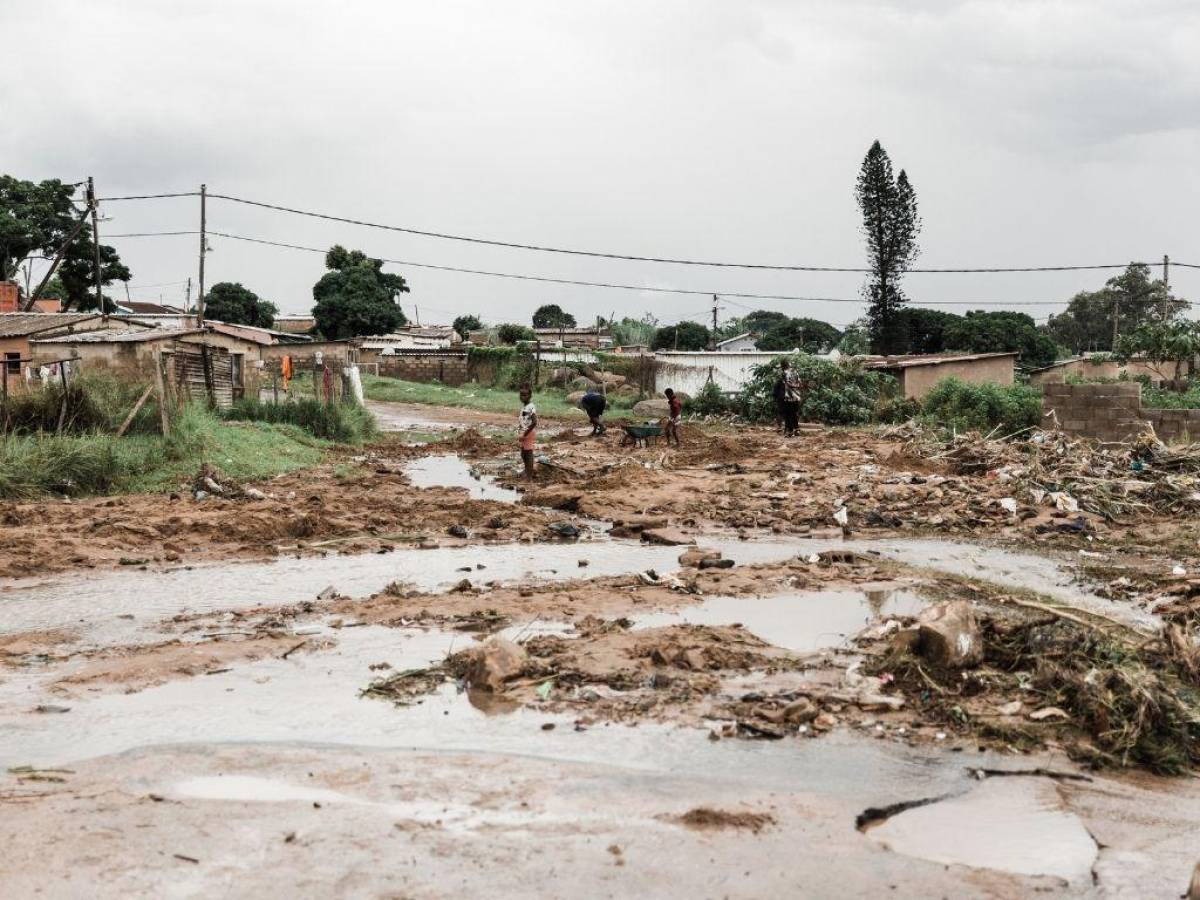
[202,229,1086,307]
[100,192,200,201]
[107,230,199,238]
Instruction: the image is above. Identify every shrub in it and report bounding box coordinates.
[3,372,159,436]
[735,354,893,425]
[920,377,1042,435]
[222,397,377,443]
[689,382,736,417]
[0,432,126,497]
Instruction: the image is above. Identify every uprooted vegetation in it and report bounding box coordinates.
[868,598,1200,776]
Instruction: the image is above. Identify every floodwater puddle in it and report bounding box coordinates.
[403,454,520,502]
[863,776,1098,883]
[0,538,801,645]
[631,585,928,652]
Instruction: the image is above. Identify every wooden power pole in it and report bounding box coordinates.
[88,177,105,320]
[197,183,207,324]
[1163,254,1171,320]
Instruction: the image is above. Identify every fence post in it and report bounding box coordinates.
[200,345,216,408]
[155,351,171,435]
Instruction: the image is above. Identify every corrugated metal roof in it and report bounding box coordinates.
[32,328,204,344]
[0,313,101,338]
[862,351,1019,369]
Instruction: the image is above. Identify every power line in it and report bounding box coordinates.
[107,230,199,238]
[100,192,200,201]
[164,190,1148,274]
[200,229,1085,307]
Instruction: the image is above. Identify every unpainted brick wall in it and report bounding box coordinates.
[1041,382,1200,443]
[377,352,468,386]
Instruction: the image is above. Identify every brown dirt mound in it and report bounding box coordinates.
[674,808,776,833]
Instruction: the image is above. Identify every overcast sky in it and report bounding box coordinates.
[4,0,1198,327]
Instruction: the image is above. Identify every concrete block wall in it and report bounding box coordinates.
[377,352,468,386]
[1041,381,1200,443]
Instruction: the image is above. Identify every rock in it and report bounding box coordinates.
[641,527,695,546]
[243,487,267,501]
[447,524,470,538]
[698,558,734,570]
[566,390,588,406]
[596,371,626,387]
[203,476,224,494]
[615,384,638,397]
[465,638,527,692]
[193,490,208,501]
[915,600,982,668]
[569,376,597,391]
[547,522,581,540]
[316,585,338,602]
[782,698,819,724]
[631,398,669,418]
[678,547,722,568]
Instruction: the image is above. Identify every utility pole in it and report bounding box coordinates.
[710,294,718,350]
[23,207,89,310]
[88,177,105,321]
[1163,254,1171,320]
[185,276,192,313]
[197,183,207,324]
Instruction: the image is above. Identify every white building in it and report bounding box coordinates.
[714,332,759,352]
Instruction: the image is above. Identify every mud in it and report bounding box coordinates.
[3,403,1200,895]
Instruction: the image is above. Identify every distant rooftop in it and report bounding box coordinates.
[0,312,102,338]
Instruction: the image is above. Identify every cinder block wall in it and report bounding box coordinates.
[1041,382,1200,442]
[378,352,468,386]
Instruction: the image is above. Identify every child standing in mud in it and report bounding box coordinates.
[664,387,682,447]
[517,387,538,479]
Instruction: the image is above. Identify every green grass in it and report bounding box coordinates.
[0,405,326,499]
[359,374,638,418]
[222,396,378,443]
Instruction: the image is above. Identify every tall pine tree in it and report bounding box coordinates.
[855,141,920,354]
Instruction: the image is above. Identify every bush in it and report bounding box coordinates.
[222,397,377,443]
[496,323,535,345]
[736,354,893,425]
[689,382,736,417]
[3,372,159,436]
[1142,381,1200,409]
[920,377,1042,435]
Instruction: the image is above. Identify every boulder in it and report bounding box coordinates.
[548,367,574,386]
[641,527,695,546]
[596,371,627,387]
[566,390,588,406]
[632,398,669,418]
[465,638,527,692]
[569,376,598,391]
[678,547,722,568]
[915,600,982,668]
[614,384,639,397]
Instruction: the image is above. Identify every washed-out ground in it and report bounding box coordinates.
[2,400,1198,898]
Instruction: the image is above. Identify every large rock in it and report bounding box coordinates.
[915,600,982,668]
[641,527,695,546]
[632,398,669,418]
[569,376,598,391]
[679,547,722,568]
[596,371,627,387]
[566,390,588,406]
[464,638,527,692]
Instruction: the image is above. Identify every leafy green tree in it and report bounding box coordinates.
[452,314,482,338]
[1048,264,1187,354]
[496,323,536,344]
[609,314,657,347]
[755,317,841,352]
[532,303,576,329]
[1116,320,1200,384]
[312,245,408,339]
[203,282,277,327]
[0,175,130,310]
[837,319,871,355]
[855,141,921,354]
[895,308,962,354]
[942,310,1059,369]
[652,321,710,351]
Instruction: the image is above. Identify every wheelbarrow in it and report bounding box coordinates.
[620,421,663,448]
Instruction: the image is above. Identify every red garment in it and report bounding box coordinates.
[668,396,682,418]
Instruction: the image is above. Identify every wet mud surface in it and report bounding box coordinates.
[2,405,1199,896]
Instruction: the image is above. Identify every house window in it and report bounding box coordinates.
[4,352,19,375]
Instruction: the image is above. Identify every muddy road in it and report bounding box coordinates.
[2,403,1198,897]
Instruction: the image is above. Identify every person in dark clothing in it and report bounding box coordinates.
[778,360,801,436]
[772,366,788,433]
[580,389,607,435]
